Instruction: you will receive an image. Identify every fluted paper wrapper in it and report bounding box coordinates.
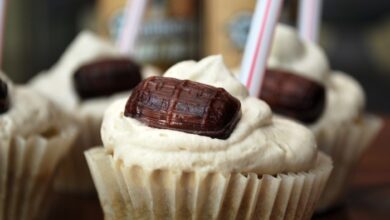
[86,148,332,220]
[316,115,382,211]
[55,115,101,193]
[0,126,77,220]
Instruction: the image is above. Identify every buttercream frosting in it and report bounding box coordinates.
[268,24,330,84]
[310,72,365,137]
[0,72,66,141]
[267,24,365,142]
[29,31,160,114]
[101,56,317,174]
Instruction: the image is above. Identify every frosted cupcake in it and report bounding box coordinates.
[29,31,160,193]
[260,24,382,210]
[0,73,77,220]
[85,56,332,220]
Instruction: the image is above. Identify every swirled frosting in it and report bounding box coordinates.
[268,24,330,84]
[101,55,317,174]
[29,31,160,115]
[310,72,365,137]
[0,72,67,141]
[267,24,365,140]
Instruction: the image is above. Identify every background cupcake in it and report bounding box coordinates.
[86,56,332,220]
[29,31,161,193]
[261,24,382,210]
[0,73,77,220]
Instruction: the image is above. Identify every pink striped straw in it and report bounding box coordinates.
[298,0,323,42]
[0,0,6,67]
[239,0,284,97]
[116,0,148,55]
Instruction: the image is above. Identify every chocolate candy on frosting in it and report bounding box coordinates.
[125,76,241,139]
[73,58,142,99]
[0,78,9,114]
[260,69,326,123]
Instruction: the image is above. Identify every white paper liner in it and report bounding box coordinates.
[0,125,77,220]
[86,148,332,220]
[316,115,382,211]
[54,115,101,193]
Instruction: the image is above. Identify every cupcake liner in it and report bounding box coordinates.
[0,126,77,220]
[85,148,332,220]
[316,115,382,211]
[54,115,101,193]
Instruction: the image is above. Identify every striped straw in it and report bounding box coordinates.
[239,0,284,97]
[116,0,148,55]
[298,0,323,42]
[0,0,6,66]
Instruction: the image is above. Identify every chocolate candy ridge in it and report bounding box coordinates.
[260,69,326,123]
[0,78,9,114]
[73,58,142,100]
[125,76,241,139]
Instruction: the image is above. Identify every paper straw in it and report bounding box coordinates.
[0,0,6,67]
[239,0,284,97]
[116,0,148,55]
[298,0,323,42]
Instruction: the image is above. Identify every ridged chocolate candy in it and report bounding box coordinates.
[0,78,9,114]
[260,69,326,123]
[73,58,141,99]
[125,76,241,139]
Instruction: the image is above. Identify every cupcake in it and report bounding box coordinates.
[85,55,332,220]
[29,31,161,193]
[260,24,382,210]
[0,73,77,220]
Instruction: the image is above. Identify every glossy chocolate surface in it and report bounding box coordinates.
[260,69,326,123]
[73,58,141,99]
[125,76,241,139]
[0,79,9,114]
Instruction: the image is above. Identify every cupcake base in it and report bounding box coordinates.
[54,116,101,193]
[85,148,332,220]
[316,115,382,211]
[0,127,77,220]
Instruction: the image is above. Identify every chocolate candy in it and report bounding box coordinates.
[125,76,241,139]
[260,69,326,123]
[0,78,9,114]
[73,58,142,99]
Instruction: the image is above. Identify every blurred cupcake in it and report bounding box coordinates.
[0,73,77,220]
[29,31,161,193]
[85,56,332,220]
[260,24,382,210]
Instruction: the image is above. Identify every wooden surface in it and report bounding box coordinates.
[48,117,390,220]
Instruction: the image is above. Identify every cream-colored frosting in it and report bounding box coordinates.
[310,72,365,138]
[0,72,66,141]
[102,55,317,174]
[164,56,249,98]
[268,24,330,84]
[29,30,160,114]
[267,25,365,143]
